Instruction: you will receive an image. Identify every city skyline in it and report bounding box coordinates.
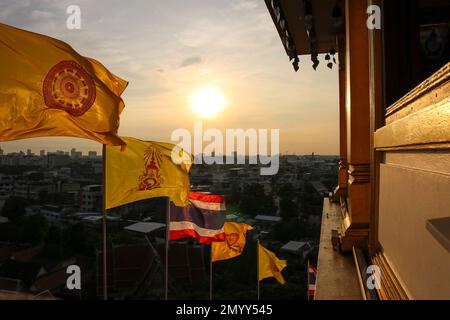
[0,0,339,155]
[0,145,337,157]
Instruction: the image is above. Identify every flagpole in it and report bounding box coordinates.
[102,144,108,300]
[257,239,260,301]
[209,245,213,300]
[307,259,309,301]
[165,197,170,300]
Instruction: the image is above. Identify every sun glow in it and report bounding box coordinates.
[191,85,224,117]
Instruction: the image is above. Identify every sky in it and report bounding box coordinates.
[0,0,339,155]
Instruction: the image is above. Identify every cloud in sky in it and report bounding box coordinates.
[180,56,203,68]
[231,0,259,11]
[0,0,339,155]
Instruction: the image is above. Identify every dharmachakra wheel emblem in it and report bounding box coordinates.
[43,60,96,116]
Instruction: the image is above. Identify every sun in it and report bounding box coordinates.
[191,85,224,117]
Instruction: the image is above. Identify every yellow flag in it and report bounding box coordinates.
[0,23,127,146]
[258,243,287,285]
[105,137,192,209]
[211,222,253,262]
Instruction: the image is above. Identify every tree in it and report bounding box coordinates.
[0,223,21,242]
[46,225,62,244]
[239,184,276,216]
[38,189,49,203]
[271,219,315,242]
[1,196,26,223]
[279,197,298,220]
[228,183,242,204]
[62,222,94,257]
[20,214,49,245]
[28,172,44,181]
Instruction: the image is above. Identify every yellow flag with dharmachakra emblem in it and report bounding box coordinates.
[211,222,253,262]
[258,243,287,285]
[0,23,127,146]
[105,137,193,209]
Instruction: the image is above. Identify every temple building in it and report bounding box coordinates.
[265,0,450,299]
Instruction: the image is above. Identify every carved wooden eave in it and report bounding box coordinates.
[264,0,344,71]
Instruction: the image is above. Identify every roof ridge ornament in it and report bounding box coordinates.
[302,0,319,70]
[271,0,300,71]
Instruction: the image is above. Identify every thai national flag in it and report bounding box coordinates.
[169,192,226,244]
[308,260,318,300]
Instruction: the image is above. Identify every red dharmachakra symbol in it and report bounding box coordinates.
[226,233,239,246]
[42,60,96,116]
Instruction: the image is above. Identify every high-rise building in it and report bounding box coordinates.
[79,185,103,213]
[70,148,82,159]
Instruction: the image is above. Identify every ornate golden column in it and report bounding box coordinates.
[340,0,372,251]
[333,34,348,203]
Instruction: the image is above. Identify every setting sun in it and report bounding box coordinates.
[191,85,224,117]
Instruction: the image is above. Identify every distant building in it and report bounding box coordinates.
[70,148,82,160]
[0,174,13,198]
[79,185,102,213]
[92,162,103,175]
[254,215,282,223]
[310,181,329,197]
[88,151,97,159]
[14,180,56,200]
[59,181,80,193]
[0,259,47,289]
[47,153,71,167]
[29,205,60,226]
[58,167,71,177]
[280,241,311,257]
[254,215,282,232]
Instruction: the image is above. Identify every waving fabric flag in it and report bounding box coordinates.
[0,23,127,146]
[169,192,226,244]
[188,192,226,211]
[308,260,318,300]
[211,222,253,262]
[258,243,287,285]
[105,137,192,209]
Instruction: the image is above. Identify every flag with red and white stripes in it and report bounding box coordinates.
[169,192,226,244]
[308,260,318,300]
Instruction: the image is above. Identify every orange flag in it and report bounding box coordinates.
[0,23,127,146]
[258,243,287,285]
[211,222,253,262]
[105,137,193,209]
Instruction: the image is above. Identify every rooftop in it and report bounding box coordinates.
[281,241,309,253]
[255,215,282,222]
[124,222,166,234]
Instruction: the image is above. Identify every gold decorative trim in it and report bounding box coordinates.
[376,142,450,152]
[352,247,368,300]
[348,164,370,184]
[375,98,450,150]
[371,251,410,300]
[386,62,450,118]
